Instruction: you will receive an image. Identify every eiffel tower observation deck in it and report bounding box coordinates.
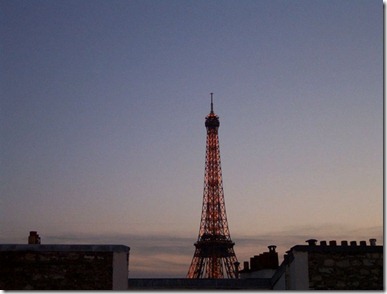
[187,93,239,279]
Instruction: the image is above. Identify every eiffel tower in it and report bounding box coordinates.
[187,93,239,279]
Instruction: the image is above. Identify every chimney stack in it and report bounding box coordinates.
[329,240,337,246]
[28,231,41,244]
[268,245,277,252]
[234,262,240,279]
[306,239,317,246]
[243,261,249,271]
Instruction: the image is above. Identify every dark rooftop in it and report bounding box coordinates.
[0,244,129,253]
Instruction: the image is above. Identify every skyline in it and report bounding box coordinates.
[1,0,383,278]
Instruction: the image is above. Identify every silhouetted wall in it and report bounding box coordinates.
[276,239,383,290]
[308,250,383,290]
[0,244,129,290]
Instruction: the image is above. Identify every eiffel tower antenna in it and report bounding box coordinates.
[210,92,214,113]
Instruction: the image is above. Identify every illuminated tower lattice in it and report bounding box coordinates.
[187,94,239,279]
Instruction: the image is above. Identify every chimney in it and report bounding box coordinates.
[243,261,249,271]
[267,245,279,269]
[234,262,240,279]
[329,240,337,246]
[341,240,348,246]
[360,240,367,247]
[320,241,327,246]
[268,245,277,252]
[306,239,317,246]
[350,241,357,246]
[369,238,377,246]
[284,251,291,263]
[28,231,41,244]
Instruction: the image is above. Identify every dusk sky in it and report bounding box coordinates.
[1,0,383,278]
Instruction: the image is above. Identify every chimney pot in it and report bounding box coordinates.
[329,240,337,246]
[369,239,377,246]
[306,239,317,246]
[341,240,348,246]
[350,241,357,246]
[268,245,277,252]
[360,240,367,247]
[320,241,327,246]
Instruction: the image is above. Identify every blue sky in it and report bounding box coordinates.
[1,0,383,277]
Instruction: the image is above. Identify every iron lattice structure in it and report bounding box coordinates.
[187,94,238,279]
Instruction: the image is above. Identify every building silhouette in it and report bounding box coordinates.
[0,232,129,290]
[272,239,383,290]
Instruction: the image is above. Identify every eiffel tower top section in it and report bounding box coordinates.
[205,93,220,129]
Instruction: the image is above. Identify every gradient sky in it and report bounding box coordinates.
[1,0,383,278]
